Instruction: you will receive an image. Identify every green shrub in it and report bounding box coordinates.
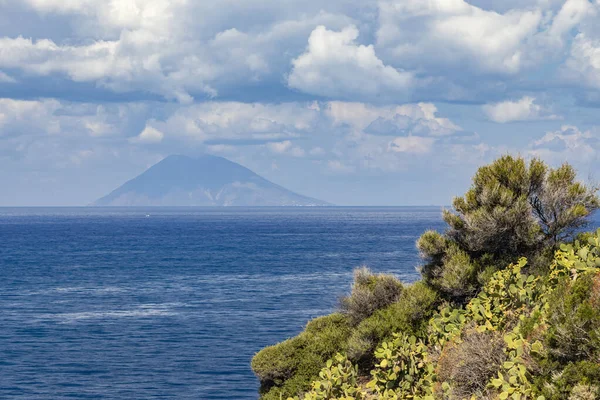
[434,244,478,299]
[418,156,599,301]
[347,282,437,365]
[569,384,600,400]
[535,361,600,400]
[339,267,403,326]
[545,271,600,363]
[251,313,352,400]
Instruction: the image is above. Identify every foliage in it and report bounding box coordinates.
[339,267,403,326]
[534,361,600,400]
[251,313,352,400]
[254,157,600,400]
[545,271,600,363]
[288,354,365,400]
[367,333,435,399]
[347,282,437,365]
[418,156,599,300]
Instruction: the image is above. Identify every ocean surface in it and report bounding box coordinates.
[0,207,456,398]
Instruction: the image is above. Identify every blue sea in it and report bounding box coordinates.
[0,207,452,398]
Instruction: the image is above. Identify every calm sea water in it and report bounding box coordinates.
[0,207,447,398]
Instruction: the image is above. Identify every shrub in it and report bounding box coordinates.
[251,313,352,400]
[418,156,599,300]
[339,267,403,326]
[545,271,600,363]
[432,243,478,300]
[436,328,506,399]
[535,361,600,400]
[569,384,600,400]
[347,282,437,365]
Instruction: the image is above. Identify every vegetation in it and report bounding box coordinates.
[418,155,598,301]
[340,267,404,326]
[252,156,600,400]
[251,314,352,400]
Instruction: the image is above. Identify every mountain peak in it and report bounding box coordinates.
[93,155,329,206]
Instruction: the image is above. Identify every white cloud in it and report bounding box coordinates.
[151,101,320,144]
[288,25,413,100]
[327,159,355,173]
[266,140,305,157]
[377,0,543,75]
[388,136,435,154]
[325,101,461,135]
[1,0,600,103]
[547,0,596,42]
[564,33,600,90]
[483,96,559,123]
[132,125,164,144]
[530,125,599,165]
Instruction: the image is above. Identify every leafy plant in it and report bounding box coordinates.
[367,333,435,399]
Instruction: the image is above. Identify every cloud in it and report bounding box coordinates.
[326,101,461,136]
[327,159,355,174]
[483,96,559,123]
[132,125,164,144]
[288,25,413,100]
[388,136,435,154]
[0,71,16,83]
[266,140,305,157]
[148,101,320,145]
[1,0,600,104]
[376,0,543,75]
[530,125,600,164]
[564,33,600,90]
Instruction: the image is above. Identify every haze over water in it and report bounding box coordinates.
[3,207,578,399]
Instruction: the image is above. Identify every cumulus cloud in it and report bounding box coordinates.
[326,102,461,135]
[288,25,413,100]
[132,125,164,144]
[376,0,543,75]
[483,96,559,123]
[564,33,600,90]
[531,125,599,163]
[0,0,600,104]
[148,101,320,145]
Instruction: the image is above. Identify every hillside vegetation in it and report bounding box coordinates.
[252,156,600,400]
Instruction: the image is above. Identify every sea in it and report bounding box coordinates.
[4,206,587,399]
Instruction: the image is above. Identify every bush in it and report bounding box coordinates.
[436,328,506,399]
[569,384,600,400]
[251,313,352,400]
[545,271,600,363]
[418,156,599,300]
[535,361,600,400]
[339,267,403,326]
[347,281,437,365]
[432,243,478,300]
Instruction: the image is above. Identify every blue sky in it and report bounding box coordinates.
[1,0,600,206]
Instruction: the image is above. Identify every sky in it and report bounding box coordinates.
[1,0,600,206]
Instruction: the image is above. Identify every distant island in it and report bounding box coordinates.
[93,155,329,207]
